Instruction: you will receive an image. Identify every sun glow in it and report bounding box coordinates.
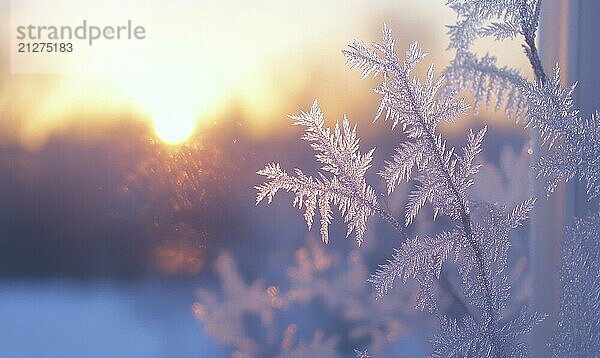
[2,0,459,148]
[151,108,198,145]
[120,74,215,146]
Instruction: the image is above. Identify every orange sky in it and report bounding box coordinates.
[0,0,530,149]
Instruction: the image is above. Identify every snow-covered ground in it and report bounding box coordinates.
[0,279,225,357]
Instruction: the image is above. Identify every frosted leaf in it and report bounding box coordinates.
[344,29,476,225]
[523,66,600,198]
[446,0,541,50]
[368,230,460,300]
[445,1,599,199]
[507,198,536,229]
[432,306,545,358]
[499,307,547,347]
[344,25,542,356]
[379,140,424,194]
[444,51,528,117]
[431,315,485,357]
[256,100,379,245]
[479,21,521,40]
[426,201,543,357]
[521,65,579,146]
[255,22,547,357]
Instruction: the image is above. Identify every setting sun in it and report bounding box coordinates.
[151,109,198,145]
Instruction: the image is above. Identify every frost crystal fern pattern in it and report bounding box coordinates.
[523,67,600,197]
[255,100,403,245]
[444,2,600,356]
[550,213,600,357]
[444,0,541,117]
[445,0,600,198]
[257,24,544,357]
[343,26,544,357]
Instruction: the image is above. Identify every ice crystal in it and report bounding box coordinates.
[256,101,380,245]
[444,51,528,117]
[429,202,544,357]
[370,199,540,357]
[432,306,544,358]
[255,24,543,356]
[523,68,600,197]
[445,0,600,199]
[443,2,600,356]
[343,27,475,228]
[344,26,545,356]
[369,230,458,302]
[446,0,541,51]
[551,213,600,357]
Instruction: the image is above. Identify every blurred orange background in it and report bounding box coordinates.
[0,0,531,150]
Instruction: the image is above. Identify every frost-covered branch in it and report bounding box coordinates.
[444,2,600,356]
[444,51,528,117]
[255,20,544,357]
[343,26,492,314]
[446,0,600,199]
[343,26,541,356]
[256,101,407,244]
